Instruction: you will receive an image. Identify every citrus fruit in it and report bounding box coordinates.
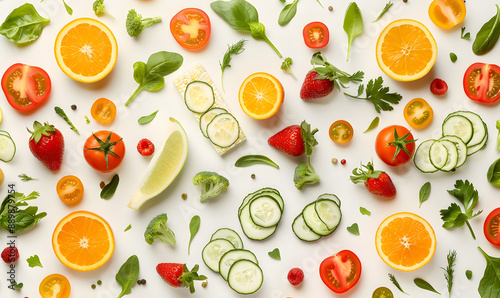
[127,117,188,209]
[54,18,118,83]
[52,211,114,271]
[375,212,436,271]
[376,19,437,82]
[238,72,284,119]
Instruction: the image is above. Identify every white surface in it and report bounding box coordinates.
[0,0,498,297]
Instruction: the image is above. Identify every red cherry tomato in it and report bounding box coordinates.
[170,8,211,50]
[137,138,155,156]
[320,250,362,293]
[303,22,329,48]
[484,208,500,246]
[83,131,125,173]
[375,125,415,166]
[1,63,51,111]
[463,63,500,103]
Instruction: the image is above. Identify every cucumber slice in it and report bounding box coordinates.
[316,193,341,207]
[227,259,263,294]
[199,108,227,138]
[249,196,282,228]
[239,204,276,240]
[302,202,332,236]
[438,140,459,172]
[440,136,467,168]
[429,140,449,170]
[0,132,16,162]
[219,249,258,281]
[206,113,240,148]
[314,198,342,231]
[292,213,322,242]
[442,115,474,144]
[202,239,235,272]
[239,188,282,217]
[184,81,215,113]
[210,228,243,249]
[467,128,488,155]
[414,139,438,173]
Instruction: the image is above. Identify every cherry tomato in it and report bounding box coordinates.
[1,63,51,112]
[91,98,116,124]
[428,0,466,29]
[403,98,433,129]
[84,131,125,173]
[373,286,394,298]
[56,175,84,204]
[484,208,500,246]
[170,8,211,50]
[463,63,500,104]
[137,138,155,156]
[329,120,353,143]
[375,125,415,166]
[39,273,71,298]
[303,22,329,48]
[320,250,361,293]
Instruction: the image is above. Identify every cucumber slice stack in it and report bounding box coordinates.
[414,110,487,173]
[0,130,16,162]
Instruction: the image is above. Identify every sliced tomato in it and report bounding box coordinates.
[39,273,71,298]
[320,250,361,294]
[373,286,394,298]
[463,63,500,104]
[170,8,211,50]
[428,0,466,29]
[303,22,329,48]
[91,98,116,124]
[56,175,84,205]
[1,63,51,112]
[403,98,433,129]
[484,208,500,246]
[329,120,353,143]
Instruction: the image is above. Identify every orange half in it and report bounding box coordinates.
[238,72,284,119]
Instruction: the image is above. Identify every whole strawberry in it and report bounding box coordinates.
[300,70,334,100]
[350,162,396,198]
[268,121,318,157]
[156,263,207,293]
[28,121,64,171]
[1,246,19,264]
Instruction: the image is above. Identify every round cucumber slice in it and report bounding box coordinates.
[199,107,227,138]
[210,228,243,249]
[442,115,474,144]
[249,196,282,228]
[414,139,438,173]
[0,132,16,162]
[202,238,235,273]
[206,113,240,148]
[184,81,215,113]
[227,259,263,294]
[219,249,258,281]
[429,140,449,170]
[292,213,322,242]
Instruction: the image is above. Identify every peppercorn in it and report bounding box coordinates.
[91,284,96,289]
[251,174,256,179]
[328,6,333,11]
[202,281,208,288]
[71,104,77,110]
[97,280,102,285]
[140,279,146,285]
[331,158,338,164]
[181,193,187,200]
[137,280,141,285]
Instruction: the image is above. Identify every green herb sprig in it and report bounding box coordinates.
[442,250,457,297]
[55,106,79,135]
[0,191,47,234]
[27,255,43,268]
[18,174,37,182]
[220,39,247,92]
[268,248,281,260]
[389,273,408,295]
[419,182,431,207]
[478,246,500,297]
[344,76,402,113]
[188,215,200,255]
[472,4,500,55]
[138,110,158,125]
[116,255,140,298]
[347,223,360,235]
[372,1,393,23]
[0,3,50,44]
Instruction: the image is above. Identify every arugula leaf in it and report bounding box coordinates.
[461,27,471,39]
[124,224,132,232]
[18,174,37,182]
[268,248,281,260]
[414,278,440,294]
[364,117,379,133]
[0,191,46,234]
[220,39,246,92]
[235,155,279,168]
[347,223,360,235]
[389,273,408,295]
[344,76,402,113]
[478,246,500,298]
[100,174,119,200]
[419,182,431,207]
[188,215,200,255]
[27,255,43,268]
[372,1,393,22]
[442,250,457,296]
[138,110,158,125]
[116,255,140,298]
[343,2,363,61]
[359,207,371,216]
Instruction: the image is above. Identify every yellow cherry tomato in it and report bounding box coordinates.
[329,120,353,143]
[428,0,466,29]
[91,98,116,124]
[56,175,84,204]
[39,274,71,298]
[404,98,433,129]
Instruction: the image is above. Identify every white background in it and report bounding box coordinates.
[0,0,499,297]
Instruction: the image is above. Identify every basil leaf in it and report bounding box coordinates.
[364,117,379,133]
[138,110,159,125]
[142,74,165,92]
[101,174,119,200]
[27,255,43,268]
[347,223,360,235]
[414,278,440,294]
[372,1,393,23]
[268,248,281,260]
[343,2,363,61]
[450,52,457,63]
[0,3,50,45]
[188,215,200,255]
[419,182,431,207]
[466,269,472,280]
[473,4,500,55]
[478,246,500,298]
[210,0,259,32]
[116,255,140,298]
[124,224,132,232]
[62,0,73,15]
[487,158,500,186]
[133,62,147,84]
[235,155,279,168]
[360,207,371,216]
[278,0,299,26]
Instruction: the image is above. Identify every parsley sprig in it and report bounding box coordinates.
[344,76,402,113]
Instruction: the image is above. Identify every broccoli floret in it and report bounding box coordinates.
[126,9,162,37]
[281,57,296,79]
[144,213,176,246]
[93,0,114,19]
[192,171,230,202]
[294,160,320,190]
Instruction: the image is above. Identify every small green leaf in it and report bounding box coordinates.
[461,27,471,39]
[360,207,371,215]
[62,0,73,15]
[450,52,458,63]
[466,269,472,280]
[188,215,200,255]
[389,273,408,295]
[347,223,360,235]
[116,255,140,298]
[414,278,441,294]
[419,182,431,207]
[85,115,90,124]
[138,110,159,125]
[100,174,119,200]
[124,224,132,232]
[364,117,380,133]
[18,174,37,181]
[235,155,279,168]
[268,248,281,260]
[27,255,43,268]
[372,1,393,23]
[343,2,363,61]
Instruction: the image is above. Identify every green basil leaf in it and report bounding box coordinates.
[138,110,159,125]
[278,0,299,26]
[268,248,281,260]
[466,269,472,280]
[419,182,431,207]
[347,223,360,235]
[27,255,43,268]
[124,224,132,232]
[142,74,165,92]
[0,3,50,44]
[450,52,458,63]
[487,158,500,186]
[343,2,363,61]
[188,215,200,255]
[372,1,393,23]
[116,255,140,298]
[146,51,184,76]
[210,0,259,32]
[414,278,440,294]
[133,61,147,84]
[101,174,119,200]
[478,246,500,297]
[364,117,379,133]
[473,4,500,55]
[360,207,371,216]
[235,155,279,168]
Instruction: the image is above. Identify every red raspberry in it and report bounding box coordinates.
[1,246,19,264]
[287,267,304,285]
[430,78,448,95]
[137,138,155,156]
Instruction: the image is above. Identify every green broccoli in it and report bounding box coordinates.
[126,9,162,37]
[192,171,229,202]
[144,213,176,246]
[294,160,320,190]
[93,0,114,19]
[281,57,296,79]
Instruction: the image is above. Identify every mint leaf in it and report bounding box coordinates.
[268,248,281,260]
[347,223,360,235]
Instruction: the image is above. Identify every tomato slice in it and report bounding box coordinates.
[56,175,84,205]
[39,274,71,298]
[303,22,329,48]
[91,98,116,124]
[463,63,500,103]
[1,63,51,112]
[484,208,500,246]
[428,0,466,29]
[373,286,394,298]
[403,98,433,129]
[320,250,362,293]
[329,120,353,143]
[170,8,211,50]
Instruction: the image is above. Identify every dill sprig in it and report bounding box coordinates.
[18,174,37,182]
[442,250,457,297]
[220,39,247,92]
[389,273,408,295]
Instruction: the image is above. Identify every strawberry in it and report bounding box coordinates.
[156,263,207,293]
[350,162,396,198]
[27,121,64,172]
[268,121,318,157]
[300,70,334,100]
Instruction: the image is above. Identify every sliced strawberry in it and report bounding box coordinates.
[350,162,396,198]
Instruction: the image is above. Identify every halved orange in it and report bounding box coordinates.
[376,19,437,82]
[238,72,284,119]
[52,211,114,272]
[375,212,436,271]
[54,18,118,83]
